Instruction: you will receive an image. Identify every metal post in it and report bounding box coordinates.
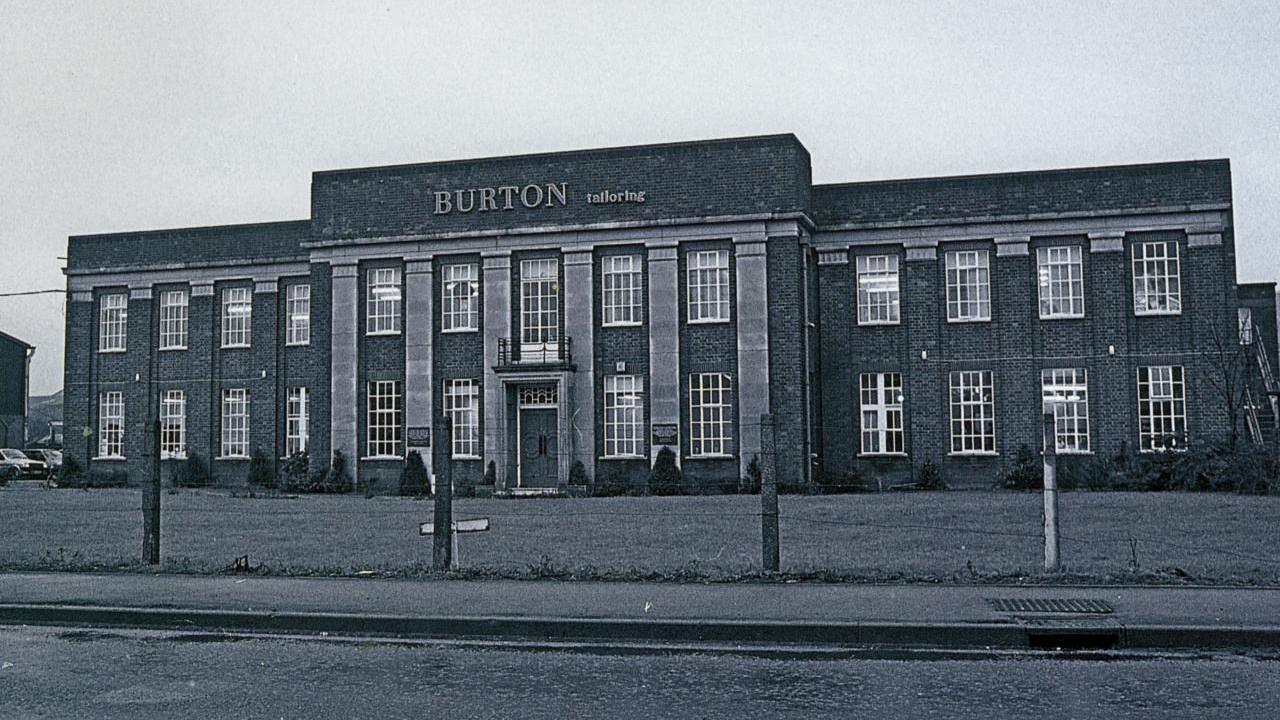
[433,417,453,572]
[143,419,161,564]
[1042,412,1060,572]
[760,413,779,572]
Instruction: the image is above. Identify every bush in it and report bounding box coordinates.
[400,450,431,497]
[592,466,634,497]
[58,455,84,485]
[1001,444,1041,490]
[282,451,310,492]
[316,450,353,493]
[60,468,130,488]
[739,455,763,494]
[483,460,497,487]
[569,460,589,487]
[916,460,946,490]
[819,466,867,494]
[649,446,683,496]
[173,453,212,488]
[247,447,277,489]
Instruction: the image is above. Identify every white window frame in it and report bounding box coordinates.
[603,375,645,458]
[286,387,309,456]
[687,249,730,323]
[366,267,403,335]
[441,263,480,332]
[1137,366,1186,452]
[220,287,252,349]
[689,372,733,457]
[97,391,124,459]
[285,283,311,346]
[366,380,402,458]
[945,250,991,323]
[859,372,905,456]
[1036,245,1085,319]
[158,290,188,350]
[1041,368,1090,454]
[519,258,560,359]
[98,293,128,352]
[1238,307,1254,346]
[219,388,250,459]
[1132,240,1182,316]
[602,254,643,327]
[949,370,996,454]
[159,390,186,459]
[443,379,480,459]
[856,255,901,325]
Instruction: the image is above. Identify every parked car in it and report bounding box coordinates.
[0,449,47,479]
[22,449,61,478]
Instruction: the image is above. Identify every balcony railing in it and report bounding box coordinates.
[496,336,573,371]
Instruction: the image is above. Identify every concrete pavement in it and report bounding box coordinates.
[1,572,1278,652]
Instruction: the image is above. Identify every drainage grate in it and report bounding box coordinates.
[987,598,1114,614]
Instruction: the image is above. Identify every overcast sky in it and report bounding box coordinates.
[2,1,1278,395]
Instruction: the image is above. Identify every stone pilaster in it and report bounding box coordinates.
[330,261,359,486]
[563,249,596,479]
[482,251,512,487]
[734,235,770,478]
[646,242,680,466]
[404,256,434,478]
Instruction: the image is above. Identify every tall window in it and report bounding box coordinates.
[441,263,479,331]
[159,390,186,459]
[158,290,188,350]
[1041,369,1089,454]
[98,293,128,352]
[1238,307,1254,346]
[221,287,252,348]
[366,381,401,458]
[220,388,249,458]
[687,249,730,323]
[1036,246,1084,319]
[286,284,311,346]
[689,373,733,457]
[856,255,901,325]
[286,387,309,455]
[520,258,560,359]
[97,391,124,458]
[367,267,402,334]
[443,379,480,458]
[604,375,645,458]
[1132,240,1182,315]
[949,370,996,454]
[945,250,991,322]
[1138,366,1186,451]
[859,373,904,455]
[602,254,643,326]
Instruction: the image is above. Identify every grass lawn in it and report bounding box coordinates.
[1,485,1278,584]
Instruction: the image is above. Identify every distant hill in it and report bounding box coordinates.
[27,390,62,446]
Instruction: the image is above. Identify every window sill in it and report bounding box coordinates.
[92,456,126,461]
[1133,310,1182,318]
[856,320,901,328]
[158,346,187,352]
[858,452,908,458]
[686,453,733,460]
[451,455,481,461]
[1038,314,1085,321]
[366,330,402,337]
[600,454,646,461]
[285,341,310,348]
[361,455,404,461]
[221,344,250,350]
[441,327,479,334]
[97,348,127,354]
[945,318,992,324]
[160,454,187,461]
[602,321,643,329]
[1054,450,1093,456]
[687,318,731,326]
[948,452,999,457]
[216,455,249,461]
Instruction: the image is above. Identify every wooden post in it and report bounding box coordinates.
[143,418,160,565]
[1042,412,1060,572]
[760,413,779,572]
[433,417,453,571]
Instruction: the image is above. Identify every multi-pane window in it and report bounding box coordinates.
[603,375,645,458]
[367,267,402,334]
[159,390,186,459]
[945,250,991,322]
[286,387,309,456]
[366,381,402,458]
[1238,308,1254,346]
[687,249,730,323]
[856,255,901,325]
[98,293,128,352]
[158,290,188,350]
[949,370,996,454]
[221,287,252,348]
[520,258,560,360]
[441,263,479,331]
[1041,369,1090,454]
[220,388,250,458]
[689,373,733,457]
[1132,241,1182,315]
[1036,246,1085,319]
[97,391,124,458]
[602,254,643,326]
[286,284,311,346]
[859,373,905,455]
[443,379,480,459]
[1137,366,1186,451]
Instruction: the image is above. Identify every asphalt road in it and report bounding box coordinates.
[1,626,1277,719]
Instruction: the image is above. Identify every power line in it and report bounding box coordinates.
[0,288,62,298]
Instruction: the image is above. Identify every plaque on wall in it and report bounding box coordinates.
[651,423,678,446]
[407,426,431,447]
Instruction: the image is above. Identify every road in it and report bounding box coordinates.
[1,626,1276,719]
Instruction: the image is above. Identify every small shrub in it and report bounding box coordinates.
[173,453,212,488]
[592,466,633,497]
[1083,456,1113,492]
[483,460,497,487]
[321,450,353,493]
[649,446,683,496]
[58,455,84,485]
[1001,444,1041,490]
[569,460,589,487]
[282,451,310,492]
[400,450,431,497]
[247,447,277,489]
[62,468,130,488]
[739,455,763,494]
[916,459,946,490]
[819,466,867,494]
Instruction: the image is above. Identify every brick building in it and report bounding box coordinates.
[0,330,35,448]
[62,135,1255,491]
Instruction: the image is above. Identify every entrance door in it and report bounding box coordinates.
[519,408,559,487]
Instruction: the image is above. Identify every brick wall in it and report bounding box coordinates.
[593,244,650,491]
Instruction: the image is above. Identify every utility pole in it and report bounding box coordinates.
[143,418,161,564]
[433,416,453,571]
[760,413,779,572]
[1042,412,1060,572]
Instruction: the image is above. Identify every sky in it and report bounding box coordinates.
[2,1,1279,395]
